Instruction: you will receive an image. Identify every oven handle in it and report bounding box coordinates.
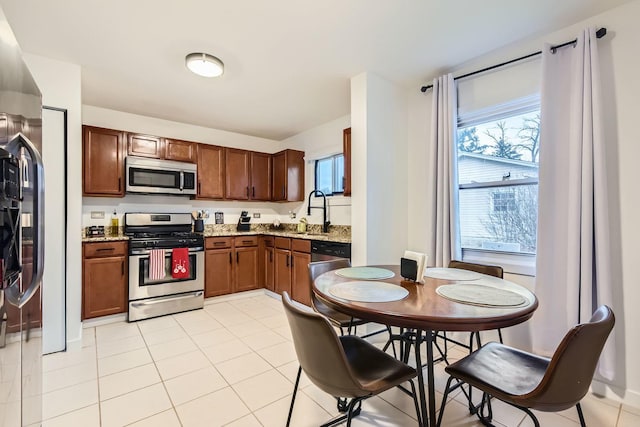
[129,247,204,256]
[131,291,204,307]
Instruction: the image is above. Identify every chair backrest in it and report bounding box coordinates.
[281,292,365,398]
[449,260,504,279]
[308,259,351,309]
[526,305,615,411]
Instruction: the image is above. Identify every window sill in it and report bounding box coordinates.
[461,248,535,277]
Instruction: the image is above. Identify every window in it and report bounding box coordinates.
[315,154,344,195]
[457,100,540,259]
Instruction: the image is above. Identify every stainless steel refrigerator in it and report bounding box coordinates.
[1,8,44,427]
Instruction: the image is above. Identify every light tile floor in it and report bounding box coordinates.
[41,292,639,426]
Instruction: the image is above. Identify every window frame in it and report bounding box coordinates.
[314,153,345,196]
[456,96,540,276]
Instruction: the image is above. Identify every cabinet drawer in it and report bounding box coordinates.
[263,236,274,247]
[206,237,233,249]
[291,238,311,253]
[84,241,127,258]
[235,236,258,247]
[275,237,291,250]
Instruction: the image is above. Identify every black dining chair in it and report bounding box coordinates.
[437,305,615,427]
[282,292,421,426]
[438,260,505,359]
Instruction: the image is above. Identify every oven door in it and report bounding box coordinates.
[129,249,204,300]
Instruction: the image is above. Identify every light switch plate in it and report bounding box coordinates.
[253,212,261,218]
[91,211,105,219]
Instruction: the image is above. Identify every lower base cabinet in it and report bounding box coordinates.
[205,236,259,297]
[82,241,128,319]
[272,237,311,305]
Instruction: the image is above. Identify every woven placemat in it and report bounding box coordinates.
[334,267,395,280]
[329,281,409,302]
[436,284,526,307]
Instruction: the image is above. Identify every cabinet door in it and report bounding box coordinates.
[127,133,164,158]
[83,256,127,319]
[205,249,233,297]
[235,246,259,292]
[271,151,286,201]
[165,138,195,163]
[264,247,274,291]
[225,148,250,200]
[343,127,351,197]
[82,126,124,196]
[274,248,292,295]
[291,251,311,306]
[196,144,225,199]
[250,152,272,200]
[271,150,305,202]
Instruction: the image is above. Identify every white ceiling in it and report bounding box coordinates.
[0,0,632,141]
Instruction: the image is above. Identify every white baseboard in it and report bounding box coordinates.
[592,379,640,410]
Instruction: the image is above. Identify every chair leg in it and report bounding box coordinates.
[407,379,422,427]
[346,397,364,427]
[436,376,455,427]
[497,328,504,344]
[576,403,586,427]
[286,366,302,427]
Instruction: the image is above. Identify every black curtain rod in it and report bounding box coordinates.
[420,27,607,93]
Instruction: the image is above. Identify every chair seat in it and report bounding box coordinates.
[340,335,416,394]
[445,342,550,401]
[313,297,367,329]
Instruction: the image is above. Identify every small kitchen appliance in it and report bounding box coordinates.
[237,211,251,231]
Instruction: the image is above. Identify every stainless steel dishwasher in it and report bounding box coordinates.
[310,240,351,262]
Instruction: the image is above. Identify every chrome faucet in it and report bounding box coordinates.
[307,190,331,233]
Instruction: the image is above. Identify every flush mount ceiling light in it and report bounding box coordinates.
[185,52,224,77]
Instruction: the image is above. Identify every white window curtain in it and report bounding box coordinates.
[533,27,615,380]
[428,74,461,267]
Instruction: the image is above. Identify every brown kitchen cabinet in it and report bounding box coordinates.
[165,138,196,163]
[196,143,225,199]
[272,237,311,305]
[205,236,259,297]
[224,148,250,200]
[262,237,275,291]
[82,125,125,197]
[82,241,128,319]
[272,149,305,202]
[127,133,164,159]
[343,127,351,196]
[250,152,272,201]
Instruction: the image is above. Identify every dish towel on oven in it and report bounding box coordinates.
[172,247,190,279]
[149,249,166,281]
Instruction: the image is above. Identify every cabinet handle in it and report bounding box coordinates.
[270,251,273,262]
[236,252,239,263]
[96,247,115,252]
[121,260,124,276]
[214,241,225,246]
[286,254,289,267]
[246,186,249,197]
[229,252,232,264]
[118,177,122,191]
[252,187,255,197]
[242,240,253,245]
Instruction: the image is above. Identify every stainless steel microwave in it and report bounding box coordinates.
[126,156,197,196]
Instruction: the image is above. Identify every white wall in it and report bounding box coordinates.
[351,72,408,266]
[407,0,640,406]
[23,54,83,347]
[279,114,352,226]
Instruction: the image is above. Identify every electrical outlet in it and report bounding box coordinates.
[90,211,105,219]
[253,212,261,218]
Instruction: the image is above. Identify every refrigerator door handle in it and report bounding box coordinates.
[5,133,44,308]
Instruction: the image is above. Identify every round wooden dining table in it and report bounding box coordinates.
[313,265,538,427]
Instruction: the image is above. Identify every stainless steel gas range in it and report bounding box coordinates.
[125,213,204,321]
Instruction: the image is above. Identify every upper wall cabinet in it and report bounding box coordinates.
[127,133,164,159]
[250,152,272,201]
[83,125,125,197]
[165,138,196,163]
[343,127,351,197]
[272,149,304,202]
[225,148,251,200]
[196,143,225,199]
